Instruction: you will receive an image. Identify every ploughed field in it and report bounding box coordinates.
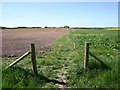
[2,28,69,57]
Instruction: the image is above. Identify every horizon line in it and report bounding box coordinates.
[0,26,119,28]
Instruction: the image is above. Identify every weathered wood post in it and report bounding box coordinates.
[5,51,30,70]
[30,43,38,75]
[84,42,90,70]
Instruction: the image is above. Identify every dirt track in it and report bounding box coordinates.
[2,28,69,57]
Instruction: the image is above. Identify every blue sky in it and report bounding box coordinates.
[1,2,118,27]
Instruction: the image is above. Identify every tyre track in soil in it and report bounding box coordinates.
[2,28,69,57]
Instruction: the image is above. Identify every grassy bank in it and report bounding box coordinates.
[2,29,119,88]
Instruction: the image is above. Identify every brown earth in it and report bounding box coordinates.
[2,28,69,57]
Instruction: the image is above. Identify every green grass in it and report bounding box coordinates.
[2,29,119,88]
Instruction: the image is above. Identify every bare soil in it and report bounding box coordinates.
[2,28,69,57]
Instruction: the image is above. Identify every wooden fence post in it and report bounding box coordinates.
[84,42,90,70]
[30,43,38,75]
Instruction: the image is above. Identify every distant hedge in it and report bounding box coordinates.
[1,27,42,29]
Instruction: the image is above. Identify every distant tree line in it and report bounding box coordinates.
[71,27,105,29]
[63,26,70,28]
[1,26,42,29]
[44,26,70,28]
[1,25,71,29]
[1,27,18,29]
[27,27,42,28]
[1,26,114,30]
[44,26,56,28]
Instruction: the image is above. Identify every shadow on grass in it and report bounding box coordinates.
[75,60,112,78]
[2,66,66,88]
[88,60,112,71]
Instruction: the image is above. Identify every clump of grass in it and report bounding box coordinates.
[2,66,47,88]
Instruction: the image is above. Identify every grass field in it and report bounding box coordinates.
[105,28,120,30]
[2,29,119,88]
